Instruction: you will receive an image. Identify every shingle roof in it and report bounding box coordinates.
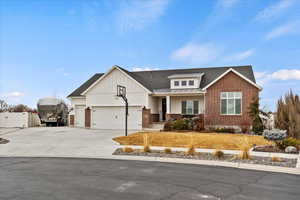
[67,73,104,97]
[68,65,256,97]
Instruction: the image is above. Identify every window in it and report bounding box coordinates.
[174,81,179,86]
[182,100,199,115]
[181,80,187,86]
[220,92,242,115]
[189,80,194,86]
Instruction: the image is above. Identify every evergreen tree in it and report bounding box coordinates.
[248,97,265,135]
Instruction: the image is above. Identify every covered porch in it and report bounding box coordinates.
[148,89,206,124]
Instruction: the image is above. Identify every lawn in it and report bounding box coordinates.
[113,132,273,150]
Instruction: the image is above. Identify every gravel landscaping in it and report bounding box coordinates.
[253,145,299,154]
[113,148,298,168]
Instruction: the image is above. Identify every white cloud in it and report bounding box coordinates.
[223,49,255,62]
[271,69,300,80]
[2,92,24,98]
[255,69,300,86]
[217,0,240,9]
[116,0,170,32]
[132,67,160,71]
[170,43,222,64]
[265,20,300,40]
[255,0,296,21]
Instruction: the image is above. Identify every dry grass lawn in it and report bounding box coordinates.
[113,132,273,150]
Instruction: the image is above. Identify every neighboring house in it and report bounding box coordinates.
[67,65,261,130]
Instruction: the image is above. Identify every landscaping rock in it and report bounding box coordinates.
[113,148,298,168]
[285,146,298,154]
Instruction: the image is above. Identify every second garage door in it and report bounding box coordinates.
[91,106,142,130]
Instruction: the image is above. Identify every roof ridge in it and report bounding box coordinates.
[130,65,252,73]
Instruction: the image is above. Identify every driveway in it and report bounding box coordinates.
[0,157,300,200]
[0,127,133,158]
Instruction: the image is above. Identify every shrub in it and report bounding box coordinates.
[122,147,134,153]
[192,116,204,131]
[186,146,196,156]
[277,137,300,150]
[212,127,235,133]
[143,145,151,153]
[240,121,251,134]
[271,156,282,162]
[263,129,287,141]
[164,148,172,154]
[173,119,189,130]
[275,90,300,139]
[239,148,251,160]
[263,129,287,150]
[163,121,174,131]
[248,97,265,135]
[213,150,224,159]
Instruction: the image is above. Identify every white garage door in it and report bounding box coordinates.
[91,106,142,130]
[75,105,85,127]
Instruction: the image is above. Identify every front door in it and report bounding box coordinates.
[162,98,166,121]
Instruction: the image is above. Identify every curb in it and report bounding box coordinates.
[0,154,299,175]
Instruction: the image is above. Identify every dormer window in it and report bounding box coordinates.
[168,73,204,89]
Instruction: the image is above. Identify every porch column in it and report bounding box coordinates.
[166,96,171,114]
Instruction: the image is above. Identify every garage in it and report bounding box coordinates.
[75,105,85,127]
[91,106,142,130]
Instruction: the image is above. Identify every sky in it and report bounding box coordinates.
[0,0,300,111]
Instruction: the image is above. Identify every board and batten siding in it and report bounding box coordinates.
[70,97,86,106]
[85,68,149,107]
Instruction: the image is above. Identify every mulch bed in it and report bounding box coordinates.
[113,148,297,168]
[0,138,9,144]
[253,145,299,154]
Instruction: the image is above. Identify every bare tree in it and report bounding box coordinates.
[9,104,33,112]
[0,100,9,112]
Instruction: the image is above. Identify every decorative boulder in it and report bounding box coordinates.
[285,146,298,154]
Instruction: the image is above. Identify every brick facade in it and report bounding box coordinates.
[151,114,160,122]
[142,108,152,128]
[204,71,259,128]
[166,114,182,121]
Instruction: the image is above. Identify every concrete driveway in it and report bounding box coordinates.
[0,127,132,158]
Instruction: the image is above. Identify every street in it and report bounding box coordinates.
[0,157,299,200]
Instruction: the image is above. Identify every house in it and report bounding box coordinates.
[67,65,261,131]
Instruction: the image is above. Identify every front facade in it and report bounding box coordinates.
[68,65,261,130]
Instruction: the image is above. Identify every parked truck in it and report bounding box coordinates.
[37,97,68,126]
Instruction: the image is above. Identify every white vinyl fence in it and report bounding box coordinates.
[0,112,41,128]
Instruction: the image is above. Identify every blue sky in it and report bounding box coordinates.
[1,0,300,111]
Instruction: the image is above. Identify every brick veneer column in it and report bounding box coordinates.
[69,115,74,126]
[142,108,152,128]
[85,107,91,128]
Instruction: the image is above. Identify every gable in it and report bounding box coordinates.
[85,67,148,95]
[206,71,260,91]
[202,68,261,91]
